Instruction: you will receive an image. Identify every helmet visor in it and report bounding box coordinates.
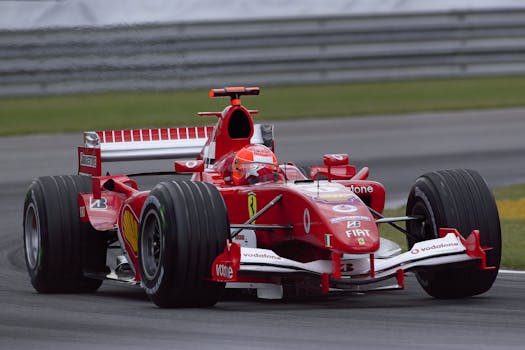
[235,161,278,184]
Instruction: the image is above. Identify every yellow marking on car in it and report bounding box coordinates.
[122,208,139,253]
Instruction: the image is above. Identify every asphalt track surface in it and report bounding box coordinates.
[1,108,524,349]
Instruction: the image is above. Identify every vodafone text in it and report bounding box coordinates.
[348,185,373,194]
[215,264,234,279]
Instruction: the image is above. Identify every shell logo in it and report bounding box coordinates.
[122,207,139,253]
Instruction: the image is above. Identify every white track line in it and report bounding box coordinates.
[499,269,525,274]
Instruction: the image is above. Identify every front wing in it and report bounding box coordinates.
[211,228,493,299]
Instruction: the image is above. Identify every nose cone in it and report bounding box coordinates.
[294,182,380,254]
[327,208,380,253]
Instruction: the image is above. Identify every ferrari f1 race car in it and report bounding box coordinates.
[23,87,501,308]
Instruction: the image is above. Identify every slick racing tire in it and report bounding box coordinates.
[139,180,230,308]
[23,175,107,293]
[406,169,501,298]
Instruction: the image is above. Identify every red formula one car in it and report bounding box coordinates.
[23,87,501,307]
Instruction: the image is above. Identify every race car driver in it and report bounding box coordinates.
[231,144,280,185]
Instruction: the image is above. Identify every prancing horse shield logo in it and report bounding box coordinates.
[248,192,257,223]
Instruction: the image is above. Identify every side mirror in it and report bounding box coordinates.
[174,160,205,173]
[323,154,349,166]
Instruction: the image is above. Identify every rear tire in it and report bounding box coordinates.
[139,180,229,308]
[23,175,107,293]
[406,169,501,298]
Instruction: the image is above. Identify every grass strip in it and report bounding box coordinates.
[3,76,525,135]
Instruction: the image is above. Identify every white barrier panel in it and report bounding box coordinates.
[1,0,525,30]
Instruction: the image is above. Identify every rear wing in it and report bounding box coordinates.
[78,124,273,176]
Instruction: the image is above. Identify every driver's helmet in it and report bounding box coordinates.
[232,144,279,185]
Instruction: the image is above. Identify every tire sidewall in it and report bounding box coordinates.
[407,180,443,290]
[23,183,51,286]
[138,195,172,298]
[407,183,440,247]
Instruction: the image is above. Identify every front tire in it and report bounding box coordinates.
[139,180,229,308]
[23,175,107,293]
[406,169,501,298]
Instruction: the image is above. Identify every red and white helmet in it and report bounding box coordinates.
[232,144,279,185]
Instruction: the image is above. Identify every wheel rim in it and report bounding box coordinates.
[140,210,163,280]
[24,203,40,270]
